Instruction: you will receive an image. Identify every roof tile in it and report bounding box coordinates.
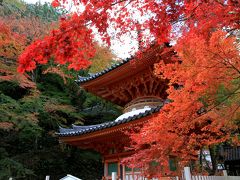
[58,105,163,137]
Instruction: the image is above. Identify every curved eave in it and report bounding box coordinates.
[77,44,169,89]
[76,58,131,84]
[58,105,162,138]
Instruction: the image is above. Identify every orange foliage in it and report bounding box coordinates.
[0,15,54,88]
[0,20,26,59]
[0,122,14,130]
[89,43,115,73]
[0,15,52,59]
[43,67,73,84]
[125,30,240,175]
[0,60,36,88]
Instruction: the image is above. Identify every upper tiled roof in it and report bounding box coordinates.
[76,58,131,83]
[58,105,162,137]
[76,43,172,84]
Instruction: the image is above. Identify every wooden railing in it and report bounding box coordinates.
[184,167,240,180]
[125,172,179,180]
[109,167,240,180]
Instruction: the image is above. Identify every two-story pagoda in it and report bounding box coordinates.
[58,44,175,179]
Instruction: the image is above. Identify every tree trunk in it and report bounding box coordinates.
[209,145,219,175]
[199,148,203,173]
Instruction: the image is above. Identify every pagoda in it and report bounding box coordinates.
[58,44,175,179]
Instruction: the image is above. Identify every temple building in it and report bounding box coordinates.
[58,44,175,179]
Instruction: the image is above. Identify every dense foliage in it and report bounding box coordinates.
[127,30,240,176]
[0,0,120,179]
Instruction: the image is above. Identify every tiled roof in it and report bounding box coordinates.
[58,105,162,137]
[76,43,171,84]
[76,58,131,83]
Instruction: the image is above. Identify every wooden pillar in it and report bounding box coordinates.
[122,165,126,180]
[104,161,108,178]
[118,160,121,178]
[131,168,134,180]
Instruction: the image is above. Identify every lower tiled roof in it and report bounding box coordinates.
[58,105,162,137]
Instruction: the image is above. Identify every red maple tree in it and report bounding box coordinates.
[125,30,240,176]
[18,14,94,73]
